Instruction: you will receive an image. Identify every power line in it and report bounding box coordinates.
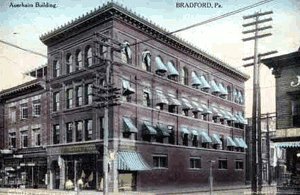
[129,0,274,47]
[0,39,47,58]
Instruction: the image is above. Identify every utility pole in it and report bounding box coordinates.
[92,33,121,194]
[242,10,275,194]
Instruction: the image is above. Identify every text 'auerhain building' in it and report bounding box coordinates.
[1,2,249,192]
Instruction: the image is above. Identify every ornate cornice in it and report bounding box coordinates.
[40,1,249,81]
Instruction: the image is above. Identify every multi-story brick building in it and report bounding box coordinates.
[38,2,249,192]
[0,65,49,188]
[263,48,300,193]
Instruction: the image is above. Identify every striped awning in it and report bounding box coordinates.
[156,91,169,105]
[168,94,181,106]
[143,122,157,135]
[211,134,222,145]
[210,80,221,94]
[180,127,190,135]
[226,137,237,147]
[191,129,199,136]
[166,61,179,76]
[118,151,151,171]
[191,101,203,112]
[212,107,223,117]
[220,110,230,120]
[201,104,212,114]
[156,124,170,137]
[155,57,168,73]
[199,76,211,89]
[191,72,202,86]
[182,98,193,110]
[218,83,228,96]
[276,141,300,148]
[123,117,138,133]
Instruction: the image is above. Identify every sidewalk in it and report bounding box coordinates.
[0,184,277,195]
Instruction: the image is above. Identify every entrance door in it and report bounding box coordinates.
[119,172,137,191]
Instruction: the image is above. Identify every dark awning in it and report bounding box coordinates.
[123,117,138,133]
[143,122,157,135]
[122,80,135,95]
[118,151,151,171]
[156,124,170,137]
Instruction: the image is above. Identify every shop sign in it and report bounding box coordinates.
[276,128,300,138]
[61,144,98,154]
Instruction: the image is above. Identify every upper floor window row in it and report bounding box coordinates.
[53,45,94,78]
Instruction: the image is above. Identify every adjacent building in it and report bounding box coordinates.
[263,48,300,193]
[0,65,48,188]
[1,2,249,192]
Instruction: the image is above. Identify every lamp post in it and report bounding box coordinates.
[209,160,215,195]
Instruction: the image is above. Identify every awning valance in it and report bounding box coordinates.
[143,122,157,135]
[156,124,170,137]
[118,151,151,171]
[275,141,300,148]
[199,75,211,89]
[191,72,202,86]
[199,131,212,143]
[166,61,179,76]
[123,117,138,133]
[226,137,237,147]
[211,134,222,145]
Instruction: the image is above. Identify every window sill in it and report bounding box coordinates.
[152,167,168,170]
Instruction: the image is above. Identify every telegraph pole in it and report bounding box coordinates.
[242,10,276,194]
[92,33,121,194]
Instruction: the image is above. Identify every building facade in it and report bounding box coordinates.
[1,2,249,192]
[263,48,300,193]
[0,70,49,188]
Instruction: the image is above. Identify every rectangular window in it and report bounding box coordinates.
[190,157,201,169]
[53,125,60,144]
[153,155,168,168]
[292,100,300,127]
[143,91,151,107]
[235,160,244,170]
[66,88,73,109]
[66,123,73,143]
[75,121,83,142]
[218,159,228,169]
[20,131,28,148]
[9,109,16,123]
[75,86,83,107]
[168,126,175,144]
[33,103,41,117]
[9,132,16,148]
[85,84,93,105]
[32,128,41,146]
[53,92,60,111]
[85,119,93,141]
[20,104,28,119]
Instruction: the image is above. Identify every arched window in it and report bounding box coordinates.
[66,53,73,74]
[142,50,151,72]
[53,60,60,77]
[181,67,189,85]
[85,46,93,67]
[76,50,82,70]
[121,41,132,64]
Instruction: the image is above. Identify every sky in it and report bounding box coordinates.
[0,0,299,117]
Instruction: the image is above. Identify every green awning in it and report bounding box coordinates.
[239,138,248,148]
[212,107,223,117]
[168,94,181,106]
[220,110,230,120]
[191,101,203,112]
[156,91,169,105]
[199,75,211,89]
[166,61,179,76]
[201,104,212,114]
[234,137,244,148]
[237,113,248,125]
[226,137,237,147]
[118,151,151,171]
[180,127,190,135]
[182,98,193,110]
[276,141,300,148]
[211,134,222,145]
[156,124,170,137]
[191,129,199,136]
[122,80,135,95]
[123,117,138,133]
[191,72,202,86]
[155,57,168,73]
[218,83,228,96]
[143,122,157,135]
[199,131,212,143]
[210,80,221,94]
